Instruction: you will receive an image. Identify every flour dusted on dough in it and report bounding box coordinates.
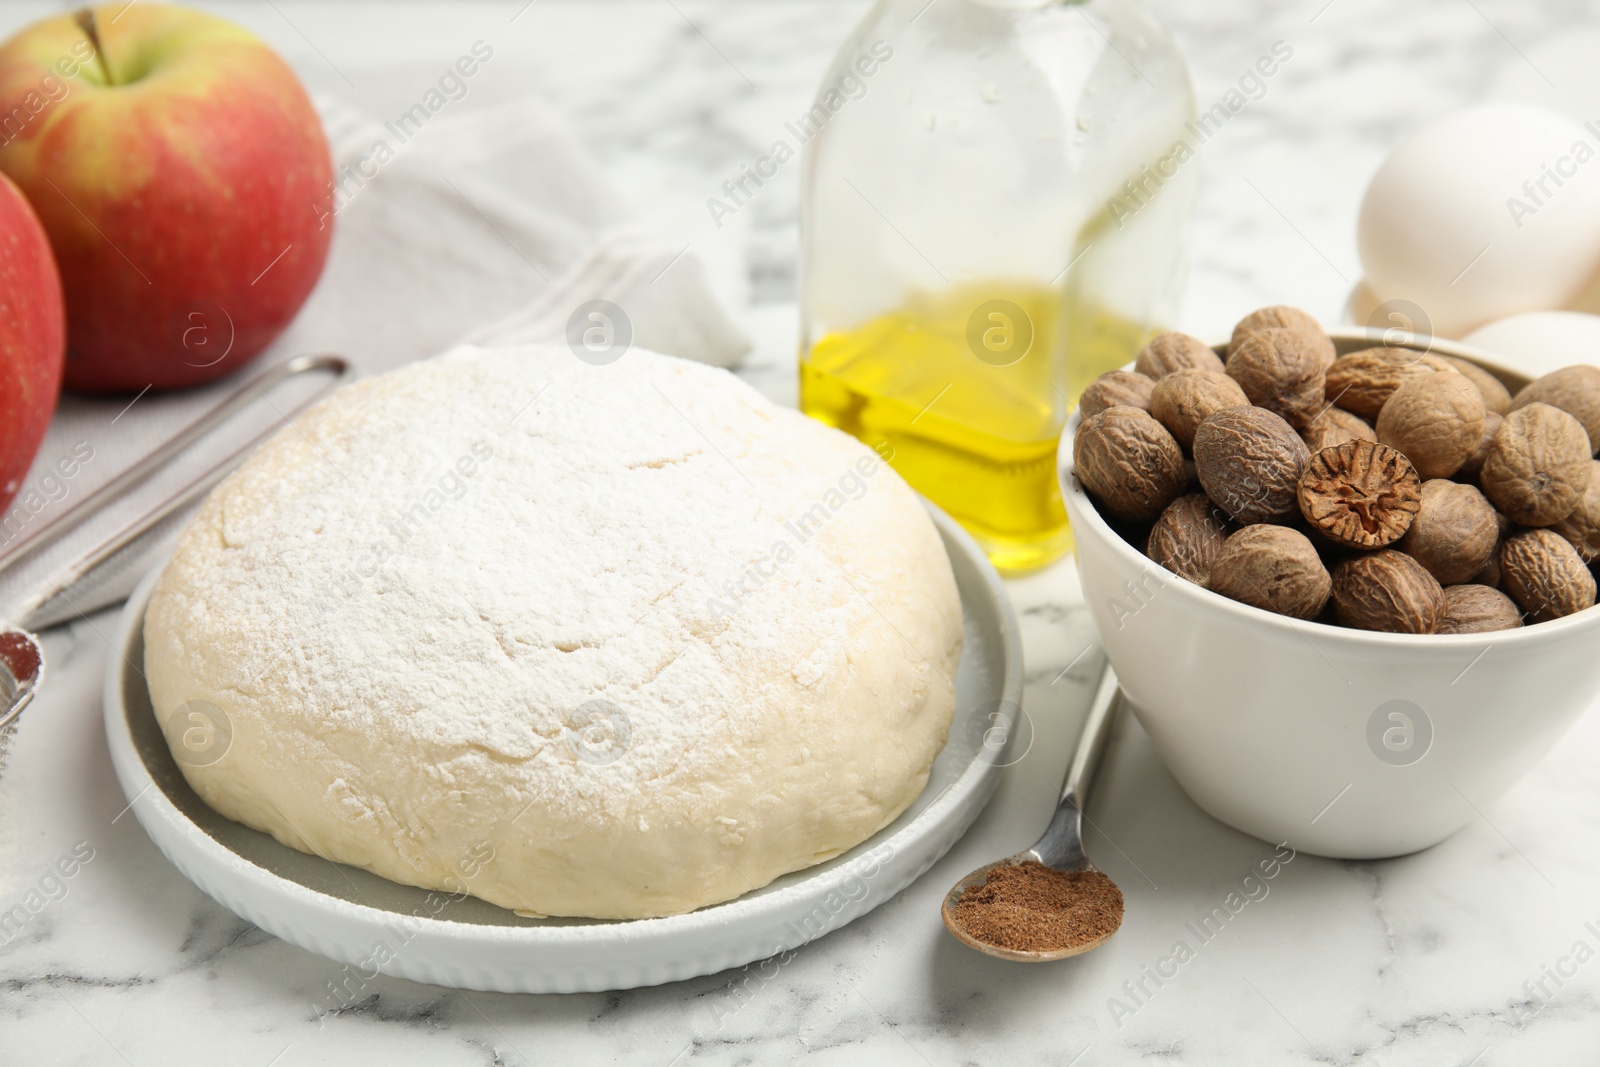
[143,344,962,919]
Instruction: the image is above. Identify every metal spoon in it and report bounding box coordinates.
[0,628,44,774]
[942,659,1124,961]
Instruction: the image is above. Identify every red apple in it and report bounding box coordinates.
[0,3,333,392]
[0,169,63,511]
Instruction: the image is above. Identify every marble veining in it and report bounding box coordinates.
[4,0,1600,1064]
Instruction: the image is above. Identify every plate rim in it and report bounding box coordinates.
[102,500,1022,974]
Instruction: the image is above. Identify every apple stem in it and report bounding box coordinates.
[72,8,114,86]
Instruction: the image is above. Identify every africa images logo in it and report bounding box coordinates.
[1366,699,1432,766]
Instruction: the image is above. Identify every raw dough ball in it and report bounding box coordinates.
[144,345,963,920]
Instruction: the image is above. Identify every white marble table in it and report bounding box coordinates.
[5,1,1600,1063]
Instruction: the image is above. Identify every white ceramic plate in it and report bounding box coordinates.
[103,503,1021,994]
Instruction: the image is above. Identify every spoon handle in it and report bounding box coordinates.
[1028,657,1121,870]
[1060,658,1120,811]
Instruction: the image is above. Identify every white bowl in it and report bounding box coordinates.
[1058,328,1600,859]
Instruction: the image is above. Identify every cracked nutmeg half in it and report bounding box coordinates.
[1297,439,1422,549]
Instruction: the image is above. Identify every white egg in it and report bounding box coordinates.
[1358,103,1600,339]
[1464,310,1600,378]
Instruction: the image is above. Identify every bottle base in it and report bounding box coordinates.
[962,518,1074,575]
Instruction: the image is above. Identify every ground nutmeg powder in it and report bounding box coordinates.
[950,861,1124,954]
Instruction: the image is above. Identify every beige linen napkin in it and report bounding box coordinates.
[0,90,749,629]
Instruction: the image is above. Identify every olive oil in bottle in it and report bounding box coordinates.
[798,0,1196,572]
[802,283,1148,571]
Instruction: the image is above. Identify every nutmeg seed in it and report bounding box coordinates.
[1150,369,1251,449]
[1376,371,1486,479]
[1226,327,1326,429]
[1207,525,1331,619]
[1440,355,1513,416]
[1135,332,1225,379]
[1330,550,1445,633]
[1193,406,1311,525]
[1439,584,1524,634]
[1229,305,1336,371]
[1459,409,1503,481]
[1551,460,1600,562]
[1079,370,1156,418]
[1072,406,1188,523]
[1397,479,1499,585]
[1300,406,1376,453]
[1479,402,1592,526]
[1077,304,1594,636]
[1324,348,1455,419]
[1510,365,1600,454]
[1146,493,1233,585]
[1500,528,1597,622]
